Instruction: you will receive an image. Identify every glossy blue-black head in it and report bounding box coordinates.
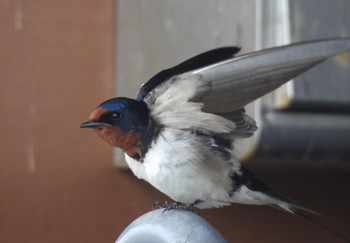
[80,97,151,158]
[80,97,150,132]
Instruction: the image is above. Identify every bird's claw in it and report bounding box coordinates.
[153,200,202,214]
[153,201,169,209]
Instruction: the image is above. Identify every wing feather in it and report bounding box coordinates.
[217,110,257,138]
[137,47,240,101]
[139,38,350,135]
[190,38,350,112]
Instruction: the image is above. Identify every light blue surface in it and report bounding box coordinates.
[116,209,227,243]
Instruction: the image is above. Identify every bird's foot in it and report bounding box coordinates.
[153,201,170,209]
[153,200,202,213]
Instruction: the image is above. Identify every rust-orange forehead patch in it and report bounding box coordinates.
[89,107,108,121]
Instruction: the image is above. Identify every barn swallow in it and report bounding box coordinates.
[81,38,350,241]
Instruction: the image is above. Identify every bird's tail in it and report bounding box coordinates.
[235,166,350,241]
[275,201,350,242]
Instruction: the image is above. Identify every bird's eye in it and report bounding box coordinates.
[112,112,121,120]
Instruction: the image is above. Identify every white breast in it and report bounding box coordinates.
[128,128,239,208]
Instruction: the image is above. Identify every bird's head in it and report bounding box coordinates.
[80,97,150,158]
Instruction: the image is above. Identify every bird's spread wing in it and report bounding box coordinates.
[140,38,350,115]
[191,38,350,113]
[138,38,350,138]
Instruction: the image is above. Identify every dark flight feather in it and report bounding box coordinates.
[137,47,241,101]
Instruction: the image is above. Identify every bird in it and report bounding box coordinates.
[81,38,350,241]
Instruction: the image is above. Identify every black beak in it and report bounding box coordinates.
[80,120,111,128]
